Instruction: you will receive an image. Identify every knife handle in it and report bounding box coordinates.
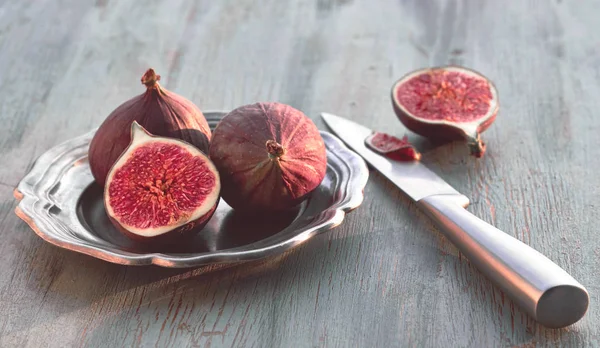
[417,193,589,328]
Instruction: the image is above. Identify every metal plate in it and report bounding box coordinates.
[13,111,369,268]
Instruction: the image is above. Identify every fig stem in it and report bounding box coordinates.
[266,140,285,158]
[467,134,487,158]
[141,68,161,88]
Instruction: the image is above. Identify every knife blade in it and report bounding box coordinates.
[321,112,589,329]
[321,112,465,203]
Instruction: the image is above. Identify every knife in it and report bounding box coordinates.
[321,112,589,329]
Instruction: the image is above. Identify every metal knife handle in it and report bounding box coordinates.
[417,194,589,328]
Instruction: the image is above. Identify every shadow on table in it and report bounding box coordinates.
[16,176,582,345]
[16,206,311,319]
[24,207,302,285]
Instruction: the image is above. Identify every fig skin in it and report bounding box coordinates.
[391,65,499,158]
[209,102,327,213]
[89,68,211,187]
[104,122,220,243]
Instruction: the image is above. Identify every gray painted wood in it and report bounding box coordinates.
[1,0,599,346]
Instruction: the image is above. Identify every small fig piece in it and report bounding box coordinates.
[89,68,211,187]
[104,122,220,241]
[365,132,421,161]
[391,66,499,158]
[209,102,327,212]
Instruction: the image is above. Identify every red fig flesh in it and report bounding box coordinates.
[104,122,220,241]
[365,132,421,161]
[391,66,499,157]
[209,102,327,212]
[89,69,211,187]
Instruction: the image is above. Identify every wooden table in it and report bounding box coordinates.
[1,1,598,346]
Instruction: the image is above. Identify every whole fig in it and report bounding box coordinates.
[209,102,327,212]
[89,69,211,186]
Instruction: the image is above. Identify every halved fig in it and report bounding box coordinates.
[104,121,220,242]
[391,66,499,158]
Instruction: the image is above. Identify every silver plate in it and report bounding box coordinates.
[13,111,369,268]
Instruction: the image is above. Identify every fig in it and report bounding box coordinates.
[209,102,327,212]
[104,121,220,242]
[365,132,421,161]
[89,68,211,187]
[391,66,499,158]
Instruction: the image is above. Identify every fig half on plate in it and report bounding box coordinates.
[104,121,221,242]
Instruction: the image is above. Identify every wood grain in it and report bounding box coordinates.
[1,0,599,346]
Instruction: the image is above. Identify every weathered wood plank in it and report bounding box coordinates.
[1,0,599,347]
